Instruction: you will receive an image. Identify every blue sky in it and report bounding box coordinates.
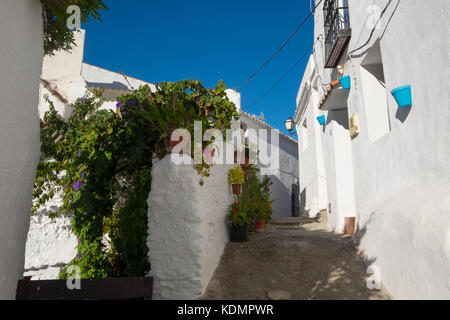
[82,0,315,137]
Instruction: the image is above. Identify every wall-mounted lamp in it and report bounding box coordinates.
[285,117,296,135]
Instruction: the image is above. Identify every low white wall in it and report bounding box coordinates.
[24,195,77,280]
[147,155,233,299]
[0,0,43,299]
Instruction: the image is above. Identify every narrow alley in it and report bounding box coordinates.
[203,216,392,300]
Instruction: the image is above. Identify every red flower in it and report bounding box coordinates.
[234,209,237,214]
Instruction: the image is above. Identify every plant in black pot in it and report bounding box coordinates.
[228,200,252,242]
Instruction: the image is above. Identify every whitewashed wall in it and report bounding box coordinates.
[295,57,328,218]
[0,0,44,299]
[345,0,450,299]
[147,155,234,299]
[304,0,450,298]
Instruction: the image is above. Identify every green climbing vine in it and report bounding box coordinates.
[34,79,239,279]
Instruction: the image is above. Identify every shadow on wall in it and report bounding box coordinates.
[395,106,411,123]
[268,175,292,219]
[203,216,388,300]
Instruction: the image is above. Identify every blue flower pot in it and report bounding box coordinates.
[316,115,326,125]
[391,85,412,108]
[339,75,351,89]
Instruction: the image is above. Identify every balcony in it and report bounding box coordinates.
[323,0,351,69]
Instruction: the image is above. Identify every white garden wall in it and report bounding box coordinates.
[0,0,43,299]
[24,195,77,280]
[147,155,234,299]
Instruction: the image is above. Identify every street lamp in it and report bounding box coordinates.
[284,117,296,135]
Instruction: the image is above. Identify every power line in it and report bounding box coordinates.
[243,44,314,111]
[233,0,324,90]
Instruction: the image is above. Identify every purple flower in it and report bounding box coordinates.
[127,100,137,106]
[123,122,128,128]
[77,150,82,157]
[80,98,86,102]
[79,172,87,179]
[83,212,88,216]
[77,254,82,260]
[73,180,85,190]
[116,101,122,109]
[78,238,81,243]
[121,111,127,115]
[69,211,74,217]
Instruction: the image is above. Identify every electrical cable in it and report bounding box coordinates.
[347,0,394,56]
[243,43,314,111]
[233,0,324,90]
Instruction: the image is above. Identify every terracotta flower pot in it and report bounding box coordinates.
[232,184,242,195]
[255,221,265,233]
[164,133,185,152]
[344,217,356,235]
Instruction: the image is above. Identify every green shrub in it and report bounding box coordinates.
[228,166,245,184]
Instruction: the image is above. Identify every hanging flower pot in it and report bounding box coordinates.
[391,85,412,108]
[232,184,242,194]
[339,75,351,89]
[316,115,326,125]
[255,221,265,233]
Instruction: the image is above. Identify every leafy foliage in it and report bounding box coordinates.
[41,0,107,56]
[228,166,245,184]
[35,80,239,279]
[228,166,274,226]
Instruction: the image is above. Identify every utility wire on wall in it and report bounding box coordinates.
[233,0,324,90]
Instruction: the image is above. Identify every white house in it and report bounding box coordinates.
[240,112,299,218]
[294,0,450,299]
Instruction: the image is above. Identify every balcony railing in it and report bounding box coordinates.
[323,0,351,68]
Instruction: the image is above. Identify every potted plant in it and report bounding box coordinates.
[228,166,245,194]
[228,201,252,242]
[255,212,265,233]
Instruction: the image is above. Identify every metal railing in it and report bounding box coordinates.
[323,0,350,67]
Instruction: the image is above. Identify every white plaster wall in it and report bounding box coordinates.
[0,0,43,299]
[346,0,450,299]
[24,194,77,280]
[147,155,233,299]
[307,0,450,298]
[297,90,328,218]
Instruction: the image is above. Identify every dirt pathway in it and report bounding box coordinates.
[202,216,392,300]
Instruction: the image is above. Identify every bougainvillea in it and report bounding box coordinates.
[34,80,239,279]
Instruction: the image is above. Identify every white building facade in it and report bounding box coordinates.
[241,112,299,218]
[295,0,450,299]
